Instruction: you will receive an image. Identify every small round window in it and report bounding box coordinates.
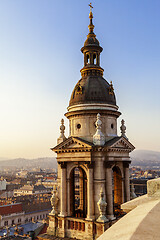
[77,124,81,129]
[111,124,114,129]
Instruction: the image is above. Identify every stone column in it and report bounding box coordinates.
[59,163,67,217]
[67,178,71,216]
[79,170,84,211]
[123,162,130,202]
[87,165,94,220]
[105,162,115,220]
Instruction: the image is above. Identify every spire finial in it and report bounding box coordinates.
[88,3,94,33]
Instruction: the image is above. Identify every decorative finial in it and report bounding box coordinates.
[97,187,108,223]
[57,119,66,144]
[120,119,128,140]
[88,3,94,34]
[93,113,105,146]
[109,81,114,95]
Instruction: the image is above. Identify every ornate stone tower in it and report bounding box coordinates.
[47,5,135,240]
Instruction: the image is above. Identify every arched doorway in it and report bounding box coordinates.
[112,166,122,215]
[70,167,87,218]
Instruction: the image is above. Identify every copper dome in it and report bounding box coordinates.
[69,76,116,107]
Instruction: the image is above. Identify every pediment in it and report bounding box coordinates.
[66,142,84,148]
[105,137,135,152]
[51,136,93,152]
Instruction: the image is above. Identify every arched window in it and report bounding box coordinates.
[112,166,122,215]
[25,218,28,223]
[93,53,96,64]
[86,54,90,64]
[18,218,21,223]
[70,167,87,218]
[4,221,8,226]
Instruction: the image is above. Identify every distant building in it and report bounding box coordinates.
[36,178,57,189]
[0,201,51,228]
[14,185,50,196]
[0,221,46,240]
[0,235,30,240]
[0,203,24,228]
[16,171,28,179]
[0,178,7,191]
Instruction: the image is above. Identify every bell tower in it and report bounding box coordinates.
[67,5,119,143]
[46,4,135,240]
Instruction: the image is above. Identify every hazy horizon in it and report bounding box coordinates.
[0,149,160,161]
[0,0,160,158]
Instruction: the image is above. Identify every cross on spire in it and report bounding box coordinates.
[88,2,94,30]
[89,3,93,12]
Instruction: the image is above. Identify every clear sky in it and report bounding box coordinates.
[0,0,160,159]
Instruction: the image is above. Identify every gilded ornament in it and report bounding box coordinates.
[75,83,83,95]
[109,81,114,95]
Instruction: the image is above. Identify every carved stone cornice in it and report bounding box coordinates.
[65,109,121,119]
[55,148,93,154]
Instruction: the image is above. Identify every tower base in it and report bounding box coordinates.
[39,214,117,240]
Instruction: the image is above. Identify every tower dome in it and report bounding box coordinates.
[69,6,116,108]
[69,76,116,107]
[65,5,121,143]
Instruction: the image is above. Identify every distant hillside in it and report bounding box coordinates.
[0,149,160,170]
[0,157,57,170]
[130,150,160,168]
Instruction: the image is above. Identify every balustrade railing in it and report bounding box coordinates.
[68,220,85,231]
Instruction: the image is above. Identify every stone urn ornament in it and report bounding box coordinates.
[50,185,59,215]
[93,113,105,146]
[130,182,137,199]
[120,119,128,140]
[57,119,66,144]
[97,187,108,222]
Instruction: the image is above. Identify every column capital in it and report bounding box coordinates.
[86,161,94,169]
[123,161,131,168]
[58,162,67,169]
[104,161,114,168]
